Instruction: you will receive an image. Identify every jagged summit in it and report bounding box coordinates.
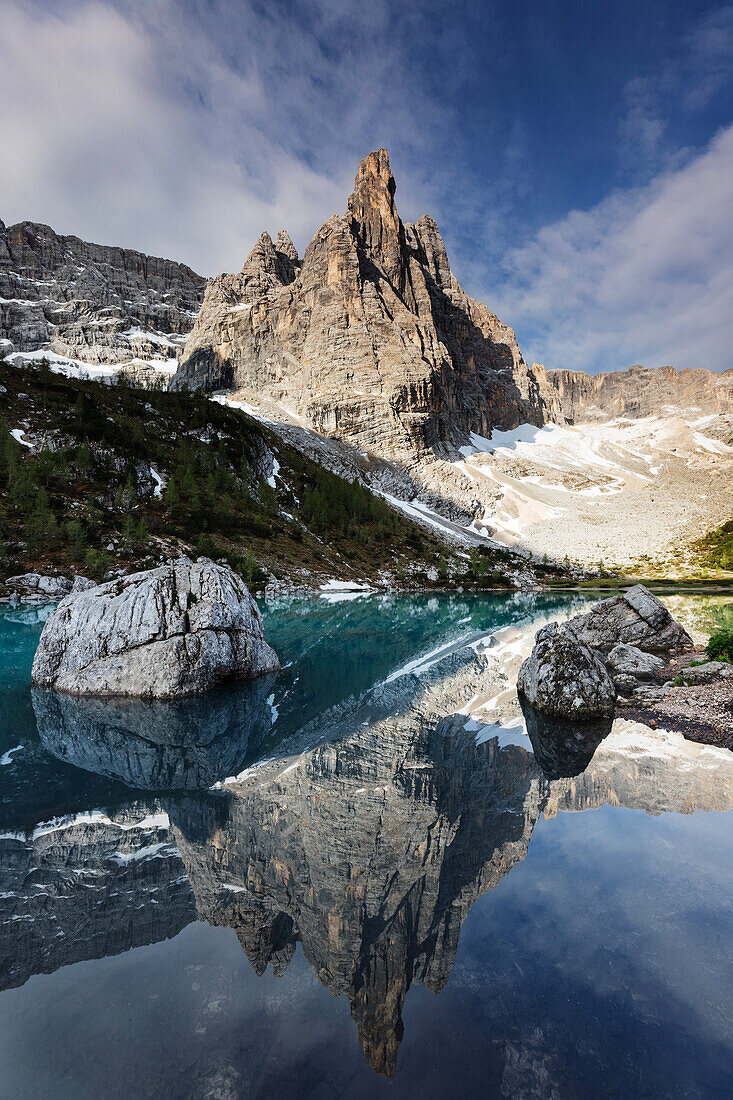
[346,148,408,293]
[174,148,561,455]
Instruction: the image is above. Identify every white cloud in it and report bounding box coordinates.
[0,0,444,274]
[491,125,733,374]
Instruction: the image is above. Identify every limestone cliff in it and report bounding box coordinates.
[542,362,733,423]
[174,149,563,457]
[0,217,205,366]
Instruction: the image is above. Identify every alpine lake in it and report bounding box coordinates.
[1,590,732,1099]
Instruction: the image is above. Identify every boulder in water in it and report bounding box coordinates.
[31,557,279,698]
[517,621,616,720]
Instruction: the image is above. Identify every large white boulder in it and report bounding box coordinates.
[31,557,279,698]
[517,621,616,720]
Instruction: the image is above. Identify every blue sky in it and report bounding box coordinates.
[2,0,732,373]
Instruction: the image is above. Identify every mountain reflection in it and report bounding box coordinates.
[7,634,733,1077]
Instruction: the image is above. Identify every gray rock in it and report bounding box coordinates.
[605,642,664,693]
[31,557,279,697]
[0,216,204,366]
[5,572,72,598]
[679,660,733,685]
[565,584,692,653]
[517,622,616,720]
[71,575,96,594]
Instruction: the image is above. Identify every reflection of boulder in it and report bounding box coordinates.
[32,674,277,790]
[520,696,612,779]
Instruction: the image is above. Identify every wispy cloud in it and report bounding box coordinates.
[683,4,733,110]
[491,125,733,373]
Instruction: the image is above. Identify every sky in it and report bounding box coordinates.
[1,0,732,374]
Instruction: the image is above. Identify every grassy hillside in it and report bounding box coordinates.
[0,359,527,590]
[693,520,733,573]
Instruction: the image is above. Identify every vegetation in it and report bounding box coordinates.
[707,629,733,663]
[0,359,525,590]
[695,520,733,573]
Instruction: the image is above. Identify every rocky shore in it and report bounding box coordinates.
[621,647,733,751]
[518,584,732,752]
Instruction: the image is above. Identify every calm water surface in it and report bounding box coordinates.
[1,592,732,1099]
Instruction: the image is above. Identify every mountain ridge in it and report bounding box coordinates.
[0,216,205,372]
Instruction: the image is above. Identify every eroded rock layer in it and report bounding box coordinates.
[544,362,733,422]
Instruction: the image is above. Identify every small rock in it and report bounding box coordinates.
[679,661,733,685]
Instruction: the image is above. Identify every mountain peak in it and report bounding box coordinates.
[347,149,406,290]
[275,229,299,264]
[351,148,395,195]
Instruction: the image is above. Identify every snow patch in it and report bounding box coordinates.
[10,429,33,449]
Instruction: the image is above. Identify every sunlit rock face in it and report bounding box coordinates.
[545,362,733,423]
[0,217,204,365]
[174,150,563,458]
[0,805,195,992]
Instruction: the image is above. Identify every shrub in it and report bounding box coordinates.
[706,629,733,663]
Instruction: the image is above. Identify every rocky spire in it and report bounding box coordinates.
[412,214,452,291]
[0,218,10,266]
[274,229,299,265]
[240,230,298,289]
[347,148,409,294]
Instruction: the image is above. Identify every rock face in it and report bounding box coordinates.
[565,584,693,653]
[0,217,204,367]
[174,149,563,457]
[517,621,616,719]
[0,805,195,993]
[31,558,279,697]
[544,362,733,423]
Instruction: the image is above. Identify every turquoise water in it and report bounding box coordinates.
[0,593,732,1098]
